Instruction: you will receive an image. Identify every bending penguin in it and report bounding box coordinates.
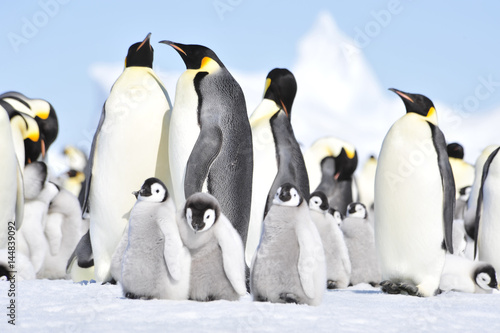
[375,88,455,297]
[120,178,191,300]
[304,137,358,215]
[81,33,172,282]
[251,183,325,306]
[177,192,246,301]
[472,146,500,277]
[160,41,253,246]
[246,68,309,265]
[309,191,351,289]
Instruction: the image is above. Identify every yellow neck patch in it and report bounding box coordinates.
[345,148,355,159]
[264,78,271,97]
[427,107,436,118]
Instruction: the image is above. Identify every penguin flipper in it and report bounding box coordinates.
[158,214,190,282]
[66,230,94,273]
[429,123,455,254]
[184,126,223,197]
[214,214,246,296]
[296,218,319,299]
[473,147,500,258]
[81,105,106,214]
[15,159,24,229]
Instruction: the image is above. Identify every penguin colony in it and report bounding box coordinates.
[1,33,499,306]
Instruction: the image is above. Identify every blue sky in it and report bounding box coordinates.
[1,1,500,157]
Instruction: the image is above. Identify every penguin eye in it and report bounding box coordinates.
[156,189,159,193]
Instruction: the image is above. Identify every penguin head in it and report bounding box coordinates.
[273,183,303,207]
[332,147,358,181]
[160,41,224,72]
[183,192,221,233]
[459,186,471,201]
[474,264,498,291]
[328,208,344,226]
[389,88,437,124]
[346,202,367,219]
[133,177,168,203]
[309,191,329,212]
[447,143,464,159]
[263,68,297,119]
[125,33,153,68]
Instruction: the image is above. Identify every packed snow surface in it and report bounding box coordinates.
[1,280,500,332]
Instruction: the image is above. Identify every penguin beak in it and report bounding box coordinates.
[279,99,289,117]
[132,190,140,199]
[41,139,46,158]
[389,88,414,103]
[137,33,152,51]
[159,40,187,56]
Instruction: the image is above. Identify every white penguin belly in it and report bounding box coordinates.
[90,68,169,281]
[375,115,445,291]
[169,70,200,208]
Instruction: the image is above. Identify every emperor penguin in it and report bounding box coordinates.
[341,202,380,286]
[375,88,455,297]
[304,137,358,215]
[177,192,246,301]
[246,68,309,265]
[0,105,24,248]
[121,178,191,300]
[251,183,326,306]
[472,146,500,277]
[309,191,351,289]
[440,254,498,294]
[0,91,58,164]
[452,219,474,259]
[160,41,253,245]
[0,249,35,281]
[82,33,172,282]
[38,187,87,279]
[464,145,499,239]
[356,155,377,218]
[18,161,59,274]
[447,143,475,201]
[454,186,471,220]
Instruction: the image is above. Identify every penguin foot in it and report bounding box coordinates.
[279,293,299,304]
[125,292,139,299]
[327,280,337,289]
[398,283,420,297]
[204,295,217,302]
[101,278,117,285]
[380,280,400,294]
[254,295,268,302]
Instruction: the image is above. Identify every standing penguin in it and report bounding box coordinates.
[473,146,500,277]
[0,105,24,249]
[447,143,475,201]
[246,68,309,265]
[120,178,190,300]
[464,145,499,239]
[375,88,455,297]
[251,183,325,306]
[304,137,358,215]
[440,254,498,294]
[177,192,246,301]
[160,41,253,246]
[82,33,172,282]
[309,191,351,289]
[357,155,377,216]
[341,202,380,286]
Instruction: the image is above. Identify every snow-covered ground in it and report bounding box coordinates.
[1,280,500,332]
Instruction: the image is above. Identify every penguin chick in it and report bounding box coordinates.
[120,178,190,300]
[309,191,351,289]
[251,183,326,306]
[440,254,498,293]
[177,192,246,301]
[18,162,59,274]
[341,202,380,286]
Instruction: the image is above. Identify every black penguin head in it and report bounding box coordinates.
[459,186,471,200]
[159,41,224,70]
[332,147,358,181]
[474,264,498,290]
[125,33,153,68]
[309,191,329,212]
[328,208,344,226]
[273,183,303,207]
[184,193,221,233]
[133,177,168,203]
[263,68,297,120]
[389,88,436,119]
[447,143,465,159]
[346,202,367,219]
[0,264,11,281]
